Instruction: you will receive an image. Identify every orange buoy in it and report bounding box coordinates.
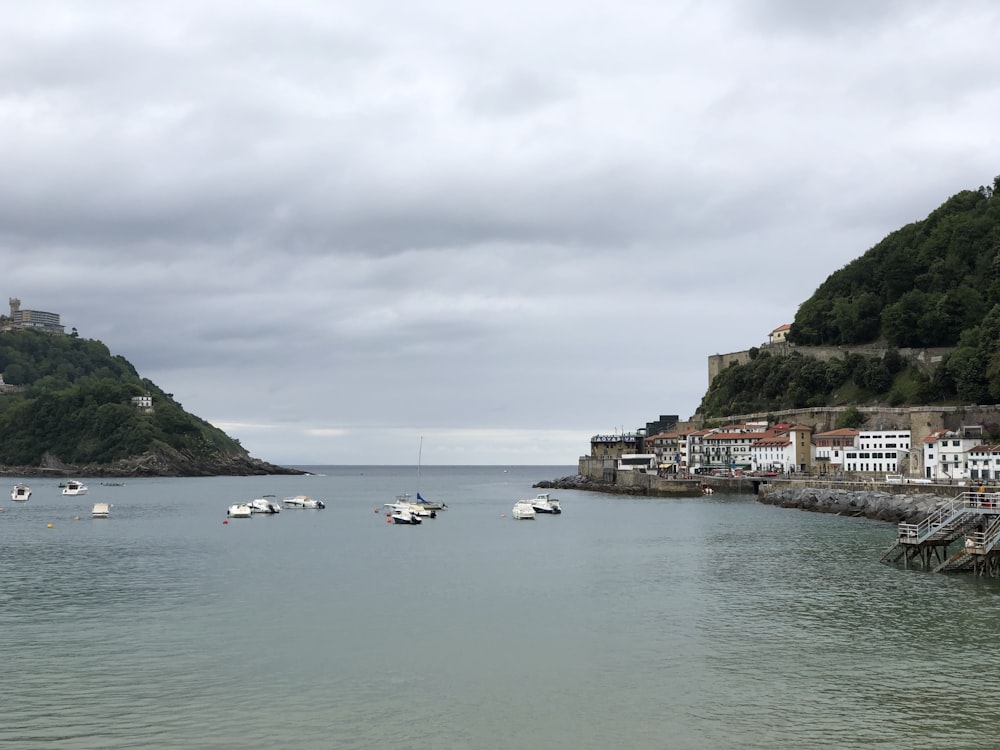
[223,519,228,524]
[386,515,392,523]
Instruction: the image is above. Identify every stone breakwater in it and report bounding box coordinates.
[757,487,947,524]
[534,475,646,495]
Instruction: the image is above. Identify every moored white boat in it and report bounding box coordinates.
[529,493,561,514]
[92,502,111,518]
[282,495,326,509]
[11,483,31,502]
[385,496,435,519]
[511,500,536,520]
[413,492,447,511]
[62,480,88,496]
[227,503,252,518]
[389,506,421,524]
[249,496,281,514]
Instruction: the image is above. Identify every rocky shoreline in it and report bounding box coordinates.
[0,448,307,478]
[534,475,647,495]
[756,486,945,524]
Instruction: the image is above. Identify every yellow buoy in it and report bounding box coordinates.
[47,523,53,528]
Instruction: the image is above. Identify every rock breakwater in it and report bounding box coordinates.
[758,487,947,524]
[534,475,646,495]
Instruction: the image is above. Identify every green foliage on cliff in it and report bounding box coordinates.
[0,329,249,466]
[700,175,1000,419]
[698,348,948,418]
[789,177,1000,348]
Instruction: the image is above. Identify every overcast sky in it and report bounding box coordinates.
[4,1,1000,466]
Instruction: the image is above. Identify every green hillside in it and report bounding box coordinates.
[699,175,1000,417]
[0,328,290,474]
[790,177,1000,348]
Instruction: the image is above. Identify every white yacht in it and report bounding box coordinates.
[529,493,562,514]
[248,496,281,514]
[11,483,31,502]
[511,500,536,520]
[282,495,326,509]
[91,502,111,518]
[227,503,252,518]
[62,480,88,496]
[387,506,421,525]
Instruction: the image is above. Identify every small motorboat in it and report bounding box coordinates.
[282,495,326,509]
[91,502,111,518]
[385,497,435,519]
[227,503,252,518]
[529,493,561,514]
[511,500,536,520]
[389,507,421,525]
[248,496,281,514]
[11,483,31,502]
[62,480,89,496]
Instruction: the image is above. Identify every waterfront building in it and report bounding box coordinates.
[617,454,658,473]
[844,429,911,477]
[589,433,640,460]
[645,431,688,474]
[812,428,861,476]
[922,427,986,481]
[967,445,1000,481]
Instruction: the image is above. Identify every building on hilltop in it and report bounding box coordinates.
[768,323,791,344]
[131,393,154,414]
[0,372,26,394]
[4,297,66,334]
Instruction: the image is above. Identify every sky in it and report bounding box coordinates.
[4,0,1000,466]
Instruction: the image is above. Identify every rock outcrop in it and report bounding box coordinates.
[757,486,946,524]
[1,445,306,478]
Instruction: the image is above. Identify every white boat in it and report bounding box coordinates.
[11,483,31,502]
[249,496,281,514]
[511,500,536,520]
[282,495,326,509]
[91,502,110,518]
[62,480,88,496]
[529,493,561,514]
[413,491,447,511]
[388,506,421,525]
[227,503,252,518]
[385,496,435,519]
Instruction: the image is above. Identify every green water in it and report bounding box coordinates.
[2,467,997,749]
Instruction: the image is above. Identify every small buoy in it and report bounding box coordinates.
[386,515,392,523]
[47,523,53,528]
[75,516,81,521]
[223,519,228,525]
[500,513,505,518]
[374,508,380,514]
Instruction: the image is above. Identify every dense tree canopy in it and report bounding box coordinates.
[0,329,248,465]
[789,178,1000,348]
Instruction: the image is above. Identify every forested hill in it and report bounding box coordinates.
[790,176,1000,348]
[0,329,299,476]
[698,175,1000,418]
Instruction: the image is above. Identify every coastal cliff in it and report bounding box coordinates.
[0,329,303,477]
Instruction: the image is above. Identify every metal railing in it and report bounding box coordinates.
[898,492,1000,544]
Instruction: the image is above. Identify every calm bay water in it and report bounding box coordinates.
[3,465,1000,749]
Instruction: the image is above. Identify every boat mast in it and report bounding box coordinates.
[417,436,423,493]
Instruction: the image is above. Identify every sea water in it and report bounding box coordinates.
[2,465,999,750]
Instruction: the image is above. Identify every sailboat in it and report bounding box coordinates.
[411,437,447,512]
